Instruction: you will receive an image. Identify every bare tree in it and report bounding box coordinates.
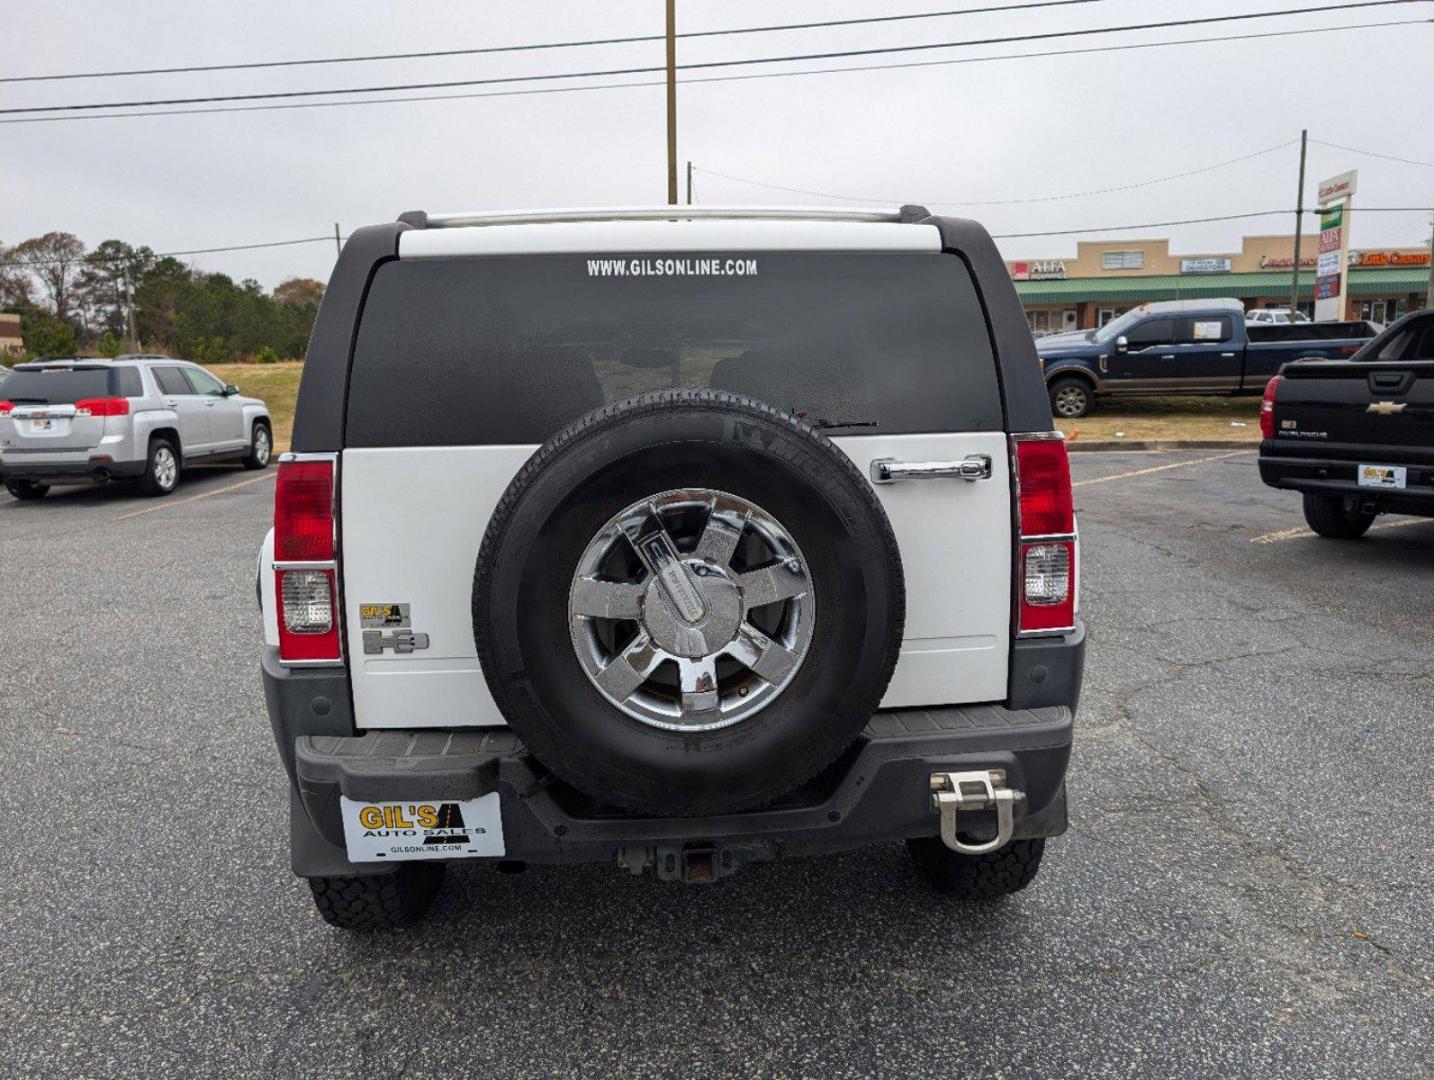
[0,241,35,308]
[12,232,87,321]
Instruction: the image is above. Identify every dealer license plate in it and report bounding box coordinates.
[339,793,505,862]
[1357,464,1406,490]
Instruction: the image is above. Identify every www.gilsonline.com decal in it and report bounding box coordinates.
[587,257,759,278]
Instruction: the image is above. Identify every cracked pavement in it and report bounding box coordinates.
[0,450,1430,1078]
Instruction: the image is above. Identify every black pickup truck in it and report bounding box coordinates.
[1038,299,1379,419]
[1259,308,1434,538]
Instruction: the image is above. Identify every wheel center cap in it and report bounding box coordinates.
[642,561,743,658]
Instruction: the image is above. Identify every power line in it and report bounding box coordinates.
[992,207,1434,238]
[695,141,1300,207]
[1309,138,1434,169]
[0,236,335,269]
[991,211,1296,238]
[0,0,1106,84]
[3,17,1424,125]
[3,2,1425,116]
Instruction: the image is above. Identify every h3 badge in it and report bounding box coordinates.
[363,628,430,655]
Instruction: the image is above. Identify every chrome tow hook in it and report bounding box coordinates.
[929,770,1024,855]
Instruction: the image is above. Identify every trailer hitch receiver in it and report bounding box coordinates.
[929,770,1024,855]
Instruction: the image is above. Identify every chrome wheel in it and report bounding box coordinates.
[253,426,271,465]
[569,489,815,732]
[153,445,178,490]
[1053,384,1089,418]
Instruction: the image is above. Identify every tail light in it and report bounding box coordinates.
[0,401,12,415]
[1259,376,1281,439]
[74,397,130,417]
[1013,433,1077,636]
[273,455,342,663]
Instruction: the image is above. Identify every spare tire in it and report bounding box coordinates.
[473,389,904,816]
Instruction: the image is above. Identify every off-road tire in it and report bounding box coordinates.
[136,436,180,497]
[1302,492,1375,539]
[242,420,272,470]
[1048,376,1093,420]
[473,389,905,817]
[307,864,445,930]
[4,480,49,500]
[907,837,1046,899]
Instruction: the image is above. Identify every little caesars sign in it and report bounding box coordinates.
[1314,170,1357,322]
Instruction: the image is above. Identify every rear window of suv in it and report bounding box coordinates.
[345,252,1003,446]
[0,367,123,404]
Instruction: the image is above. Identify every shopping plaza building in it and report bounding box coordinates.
[1009,233,1431,332]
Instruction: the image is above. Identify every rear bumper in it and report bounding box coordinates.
[261,644,1078,879]
[0,456,145,485]
[1259,447,1434,514]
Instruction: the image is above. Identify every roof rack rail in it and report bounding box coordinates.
[399,205,931,230]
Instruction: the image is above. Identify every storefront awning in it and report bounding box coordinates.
[1014,268,1429,304]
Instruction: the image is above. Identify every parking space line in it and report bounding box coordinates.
[1251,517,1429,544]
[112,470,275,522]
[1072,449,1252,489]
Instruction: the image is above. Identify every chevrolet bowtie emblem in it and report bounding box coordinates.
[1366,401,1406,415]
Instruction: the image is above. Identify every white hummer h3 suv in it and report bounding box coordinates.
[258,206,1085,930]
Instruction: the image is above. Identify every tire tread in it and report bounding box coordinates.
[307,864,444,930]
[1301,492,1374,539]
[908,837,1046,900]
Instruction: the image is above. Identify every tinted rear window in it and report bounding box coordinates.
[0,368,116,404]
[345,252,1002,447]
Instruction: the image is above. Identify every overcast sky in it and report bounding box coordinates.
[5,0,1432,288]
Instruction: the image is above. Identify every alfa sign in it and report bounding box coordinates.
[1010,260,1067,281]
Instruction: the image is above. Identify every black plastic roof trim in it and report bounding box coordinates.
[291,221,410,453]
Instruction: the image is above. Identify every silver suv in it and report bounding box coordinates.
[0,355,271,499]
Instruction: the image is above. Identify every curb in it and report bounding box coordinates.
[1066,439,1259,453]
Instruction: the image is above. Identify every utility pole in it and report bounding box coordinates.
[1289,129,1308,316]
[334,223,342,258]
[1426,211,1433,310]
[686,160,693,205]
[123,270,138,352]
[665,0,678,205]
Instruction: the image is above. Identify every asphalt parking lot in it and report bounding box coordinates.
[1,451,1430,1079]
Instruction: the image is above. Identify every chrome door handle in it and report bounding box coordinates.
[1221,352,1236,358]
[870,456,992,484]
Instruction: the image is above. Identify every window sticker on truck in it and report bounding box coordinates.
[586,257,759,278]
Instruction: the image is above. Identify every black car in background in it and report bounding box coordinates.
[1259,309,1434,537]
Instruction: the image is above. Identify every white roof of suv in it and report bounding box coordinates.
[399,205,941,260]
